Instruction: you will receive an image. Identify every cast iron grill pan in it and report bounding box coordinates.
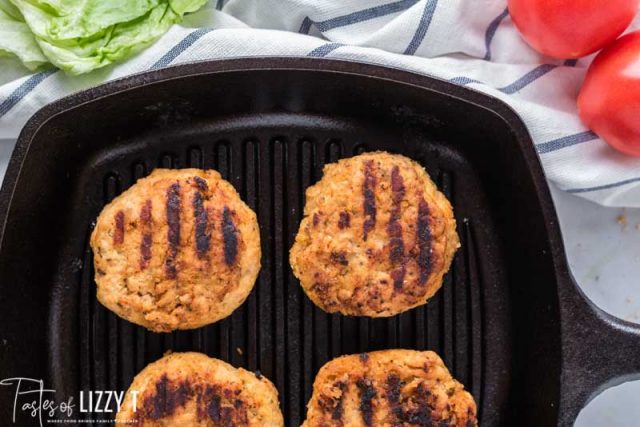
[1,58,639,426]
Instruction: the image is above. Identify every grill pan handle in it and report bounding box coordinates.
[558,275,640,426]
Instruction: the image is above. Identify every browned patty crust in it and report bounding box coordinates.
[303,350,477,427]
[90,169,261,332]
[290,152,459,317]
[116,352,284,426]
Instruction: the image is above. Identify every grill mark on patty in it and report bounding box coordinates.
[222,206,238,266]
[388,166,406,290]
[206,392,222,422]
[198,385,245,426]
[330,251,349,266]
[139,375,191,420]
[388,166,405,262]
[386,373,404,426]
[327,381,347,423]
[417,198,433,285]
[113,211,125,245]
[362,160,377,241]
[193,176,208,191]
[233,399,249,425]
[391,267,407,291]
[338,211,351,229]
[140,200,153,270]
[193,191,210,258]
[403,383,434,425]
[197,385,218,421]
[357,378,377,427]
[165,183,181,279]
[136,382,242,426]
[316,381,347,424]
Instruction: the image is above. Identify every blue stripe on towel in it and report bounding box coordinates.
[299,0,419,34]
[299,17,314,34]
[483,8,509,61]
[404,0,439,55]
[536,131,598,154]
[308,43,344,57]
[498,64,557,94]
[0,69,57,119]
[449,76,483,86]
[150,29,212,70]
[568,177,640,194]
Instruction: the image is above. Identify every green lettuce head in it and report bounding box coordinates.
[1,0,208,74]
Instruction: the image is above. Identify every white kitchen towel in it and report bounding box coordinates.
[2,0,640,206]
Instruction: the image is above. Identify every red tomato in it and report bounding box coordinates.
[508,0,639,58]
[578,31,640,156]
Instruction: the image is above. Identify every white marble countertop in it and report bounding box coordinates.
[549,183,640,427]
[1,138,639,425]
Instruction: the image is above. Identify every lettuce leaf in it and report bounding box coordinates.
[0,1,48,70]
[7,0,208,74]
